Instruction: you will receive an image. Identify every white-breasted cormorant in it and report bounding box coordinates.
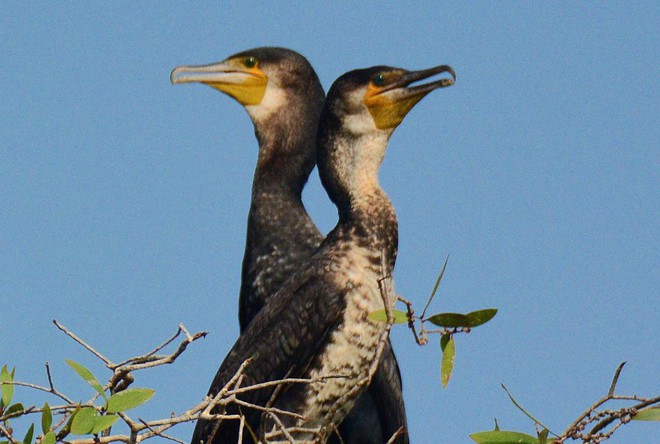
[183,61,455,443]
[172,48,411,443]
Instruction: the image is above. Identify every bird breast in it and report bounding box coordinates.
[302,243,395,429]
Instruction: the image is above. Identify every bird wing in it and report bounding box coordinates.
[370,340,409,443]
[192,254,346,443]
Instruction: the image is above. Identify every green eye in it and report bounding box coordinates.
[372,74,386,86]
[243,56,257,68]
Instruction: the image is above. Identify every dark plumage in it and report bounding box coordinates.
[173,47,324,327]
[176,61,454,443]
[172,48,413,443]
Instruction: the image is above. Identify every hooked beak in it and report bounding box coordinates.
[365,65,456,130]
[170,60,268,106]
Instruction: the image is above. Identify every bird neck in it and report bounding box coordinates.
[319,130,398,272]
[251,119,316,198]
[336,189,399,274]
[244,103,322,260]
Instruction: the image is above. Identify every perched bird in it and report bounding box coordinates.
[171,47,324,329]
[172,48,411,443]
[185,62,455,443]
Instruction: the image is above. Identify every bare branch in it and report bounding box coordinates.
[53,319,114,366]
[110,330,207,374]
[45,361,55,391]
[3,379,74,405]
[386,426,406,444]
[266,411,297,442]
[138,418,188,444]
[551,363,660,443]
[68,435,131,444]
[588,396,660,437]
[397,295,426,345]
[0,424,20,444]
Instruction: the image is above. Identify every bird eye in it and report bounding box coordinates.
[372,74,386,87]
[243,56,258,68]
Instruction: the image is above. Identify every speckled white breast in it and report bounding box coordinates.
[301,244,395,432]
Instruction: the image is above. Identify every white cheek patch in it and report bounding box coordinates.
[344,112,378,135]
[245,83,288,122]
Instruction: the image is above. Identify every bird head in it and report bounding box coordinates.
[325,64,456,137]
[317,64,455,208]
[171,47,323,123]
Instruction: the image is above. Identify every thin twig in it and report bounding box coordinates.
[45,361,55,391]
[386,426,406,444]
[397,295,425,345]
[68,435,131,444]
[138,418,187,444]
[0,424,20,444]
[232,398,305,420]
[53,320,114,366]
[228,373,350,397]
[266,411,297,442]
[4,380,73,404]
[110,331,207,373]
[115,324,197,368]
[202,359,252,417]
[238,414,245,444]
[588,396,660,436]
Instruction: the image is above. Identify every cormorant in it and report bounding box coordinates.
[186,62,455,443]
[172,48,412,443]
[171,48,324,329]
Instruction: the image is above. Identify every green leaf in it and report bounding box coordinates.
[91,414,119,434]
[42,402,52,434]
[0,365,14,407]
[56,406,78,440]
[23,423,35,444]
[470,430,540,443]
[633,407,660,421]
[440,333,450,350]
[424,255,450,311]
[465,308,498,327]
[368,309,408,324]
[428,312,471,328]
[65,360,106,399]
[106,388,154,413]
[440,334,455,388]
[500,384,554,434]
[5,402,24,416]
[42,431,56,444]
[70,407,97,435]
[538,428,549,444]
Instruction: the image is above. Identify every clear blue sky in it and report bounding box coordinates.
[1,2,657,443]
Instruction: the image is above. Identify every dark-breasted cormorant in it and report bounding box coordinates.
[185,62,455,443]
[171,48,324,329]
[172,48,412,443]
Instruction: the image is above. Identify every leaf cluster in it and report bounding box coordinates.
[369,256,498,387]
[0,361,153,444]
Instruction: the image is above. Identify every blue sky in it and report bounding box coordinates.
[1,2,657,443]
